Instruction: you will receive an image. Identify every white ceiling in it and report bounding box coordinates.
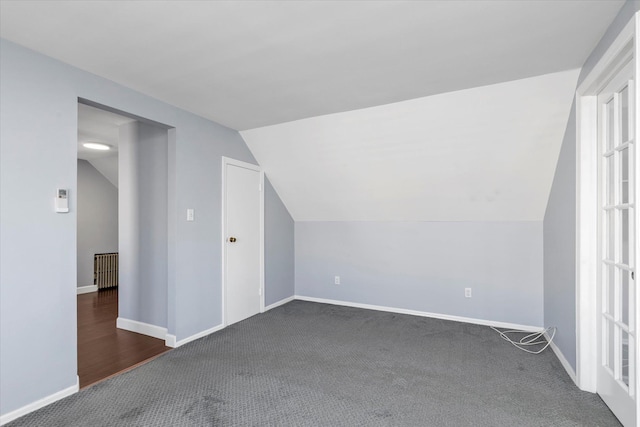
[78,103,133,188]
[1,1,625,222]
[242,69,580,221]
[0,1,624,131]
[77,103,133,160]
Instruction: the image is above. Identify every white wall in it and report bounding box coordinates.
[77,159,118,288]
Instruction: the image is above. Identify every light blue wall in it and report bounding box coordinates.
[544,101,577,370]
[170,110,263,338]
[543,0,640,373]
[77,159,119,288]
[118,121,168,328]
[264,178,295,306]
[296,221,544,327]
[0,38,294,417]
[1,40,79,416]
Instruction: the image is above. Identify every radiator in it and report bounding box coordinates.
[94,252,118,289]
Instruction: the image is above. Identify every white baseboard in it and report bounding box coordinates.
[116,317,167,340]
[165,323,225,348]
[0,376,79,426]
[164,334,177,348]
[294,295,544,333]
[164,295,295,349]
[264,295,295,311]
[546,331,577,385]
[76,285,98,294]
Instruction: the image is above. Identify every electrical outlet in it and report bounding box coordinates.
[334,276,341,285]
[465,288,472,298]
[186,208,194,221]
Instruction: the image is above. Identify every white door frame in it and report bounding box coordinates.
[576,12,639,415]
[221,156,265,327]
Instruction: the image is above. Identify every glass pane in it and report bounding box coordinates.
[606,155,615,205]
[621,148,629,204]
[621,86,629,143]
[606,319,616,371]
[622,270,629,326]
[622,330,629,387]
[606,210,615,260]
[607,100,615,151]
[607,266,616,315]
[622,209,629,265]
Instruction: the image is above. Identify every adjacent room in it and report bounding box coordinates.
[0,1,638,426]
[76,103,171,388]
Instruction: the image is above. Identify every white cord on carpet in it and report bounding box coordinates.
[490,326,556,354]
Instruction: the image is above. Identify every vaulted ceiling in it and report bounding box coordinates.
[77,103,134,188]
[0,1,626,221]
[0,1,623,130]
[242,69,580,221]
[77,103,133,161]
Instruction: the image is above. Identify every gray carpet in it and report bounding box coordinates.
[8,301,621,426]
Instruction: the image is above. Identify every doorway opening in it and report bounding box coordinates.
[76,101,171,389]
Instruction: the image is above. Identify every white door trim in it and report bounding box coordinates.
[221,156,265,327]
[576,91,599,392]
[576,10,637,403]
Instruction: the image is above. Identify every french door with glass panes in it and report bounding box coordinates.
[597,60,637,427]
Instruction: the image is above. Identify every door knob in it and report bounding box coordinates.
[229,237,237,243]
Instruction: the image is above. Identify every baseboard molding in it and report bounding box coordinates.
[164,295,295,348]
[76,285,98,294]
[0,376,79,426]
[264,295,295,311]
[165,323,225,348]
[165,334,177,348]
[294,295,544,333]
[546,331,577,385]
[116,317,167,340]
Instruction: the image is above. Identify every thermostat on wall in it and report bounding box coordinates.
[55,188,69,213]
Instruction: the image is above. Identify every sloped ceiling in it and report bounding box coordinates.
[0,1,624,130]
[77,103,133,160]
[242,69,580,221]
[0,2,623,222]
[78,103,134,188]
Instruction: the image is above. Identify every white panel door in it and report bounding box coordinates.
[224,160,262,326]
[597,61,637,427]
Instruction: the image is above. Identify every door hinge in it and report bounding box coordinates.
[259,184,263,192]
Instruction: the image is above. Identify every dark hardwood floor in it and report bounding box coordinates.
[77,288,170,389]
